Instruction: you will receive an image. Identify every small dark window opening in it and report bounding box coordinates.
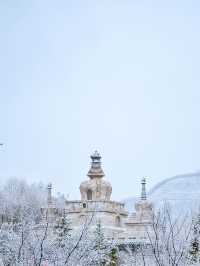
[87,189,92,200]
[116,216,121,226]
[83,203,87,208]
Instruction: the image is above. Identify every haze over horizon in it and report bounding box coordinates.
[1,0,200,200]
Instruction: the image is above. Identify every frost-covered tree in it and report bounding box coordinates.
[188,215,200,265]
[146,204,193,266]
[0,178,46,224]
[0,179,117,265]
[1,178,198,265]
[54,216,71,247]
[92,221,110,265]
[86,221,118,266]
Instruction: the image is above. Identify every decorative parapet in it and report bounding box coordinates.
[65,200,128,215]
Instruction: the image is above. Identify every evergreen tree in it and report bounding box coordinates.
[108,248,118,266]
[54,216,71,248]
[189,237,199,263]
[93,220,108,266]
[188,217,200,264]
[93,220,118,266]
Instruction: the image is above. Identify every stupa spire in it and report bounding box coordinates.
[87,150,105,179]
[141,177,147,200]
[47,183,52,205]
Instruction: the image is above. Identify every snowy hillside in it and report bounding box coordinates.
[123,172,200,215]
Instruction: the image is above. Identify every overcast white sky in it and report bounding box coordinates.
[0,0,200,200]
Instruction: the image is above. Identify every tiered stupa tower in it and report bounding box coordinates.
[64,151,127,232]
[80,151,112,201]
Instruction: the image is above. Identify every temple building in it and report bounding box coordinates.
[44,151,153,242]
